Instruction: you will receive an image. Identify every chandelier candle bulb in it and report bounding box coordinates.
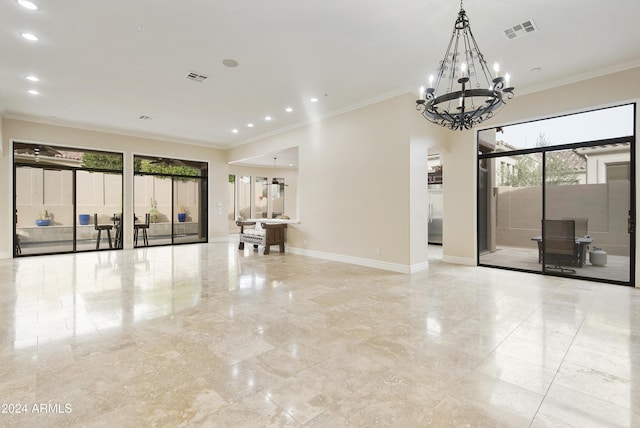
[428,74,434,88]
[493,63,500,77]
[420,86,426,100]
[505,73,511,87]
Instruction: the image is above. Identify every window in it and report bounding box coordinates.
[606,162,630,182]
[477,103,635,286]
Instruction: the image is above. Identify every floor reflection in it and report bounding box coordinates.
[0,242,638,427]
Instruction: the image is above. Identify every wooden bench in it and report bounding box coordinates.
[236,220,287,255]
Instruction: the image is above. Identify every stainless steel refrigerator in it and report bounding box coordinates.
[428,183,443,244]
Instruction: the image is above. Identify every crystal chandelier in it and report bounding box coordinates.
[416,1,514,131]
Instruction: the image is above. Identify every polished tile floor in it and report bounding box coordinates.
[1,242,639,427]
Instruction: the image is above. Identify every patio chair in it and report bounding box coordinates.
[543,219,578,274]
[94,213,113,249]
[134,213,150,247]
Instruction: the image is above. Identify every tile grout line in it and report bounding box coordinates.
[527,302,591,427]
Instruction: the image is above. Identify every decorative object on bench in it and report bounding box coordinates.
[177,204,187,222]
[236,220,287,255]
[35,209,51,226]
[149,198,161,223]
[78,214,91,225]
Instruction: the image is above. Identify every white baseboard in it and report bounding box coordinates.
[442,255,476,266]
[409,261,430,273]
[287,247,428,274]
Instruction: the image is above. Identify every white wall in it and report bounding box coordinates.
[0,117,7,257]
[410,106,449,269]
[228,94,436,272]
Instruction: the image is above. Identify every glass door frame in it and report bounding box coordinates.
[477,133,636,287]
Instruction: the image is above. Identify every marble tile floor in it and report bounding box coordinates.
[0,242,639,427]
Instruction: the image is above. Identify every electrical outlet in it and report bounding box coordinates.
[375,248,381,255]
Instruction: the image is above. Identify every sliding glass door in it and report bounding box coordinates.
[14,142,123,256]
[543,146,631,282]
[478,153,543,271]
[477,103,635,286]
[173,177,207,244]
[76,170,123,251]
[133,155,208,247]
[15,166,74,255]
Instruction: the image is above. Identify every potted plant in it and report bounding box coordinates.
[36,209,51,226]
[177,204,187,222]
[149,198,160,223]
[78,214,91,225]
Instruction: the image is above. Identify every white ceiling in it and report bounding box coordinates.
[231,146,298,168]
[2,0,640,151]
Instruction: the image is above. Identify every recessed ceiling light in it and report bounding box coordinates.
[247,123,254,128]
[232,129,239,134]
[265,116,272,121]
[27,89,39,95]
[222,59,239,68]
[17,0,38,10]
[310,97,318,103]
[285,107,293,113]
[25,75,39,82]
[21,32,38,41]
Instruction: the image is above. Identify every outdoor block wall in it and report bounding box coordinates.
[495,181,630,256]
[16,168,121,226]
[133,175,200,223]
[15,169,200,227]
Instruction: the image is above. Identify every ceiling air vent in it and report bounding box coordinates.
[185,71,208,82]
[138,115,153,120]
[504,19,537,40]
